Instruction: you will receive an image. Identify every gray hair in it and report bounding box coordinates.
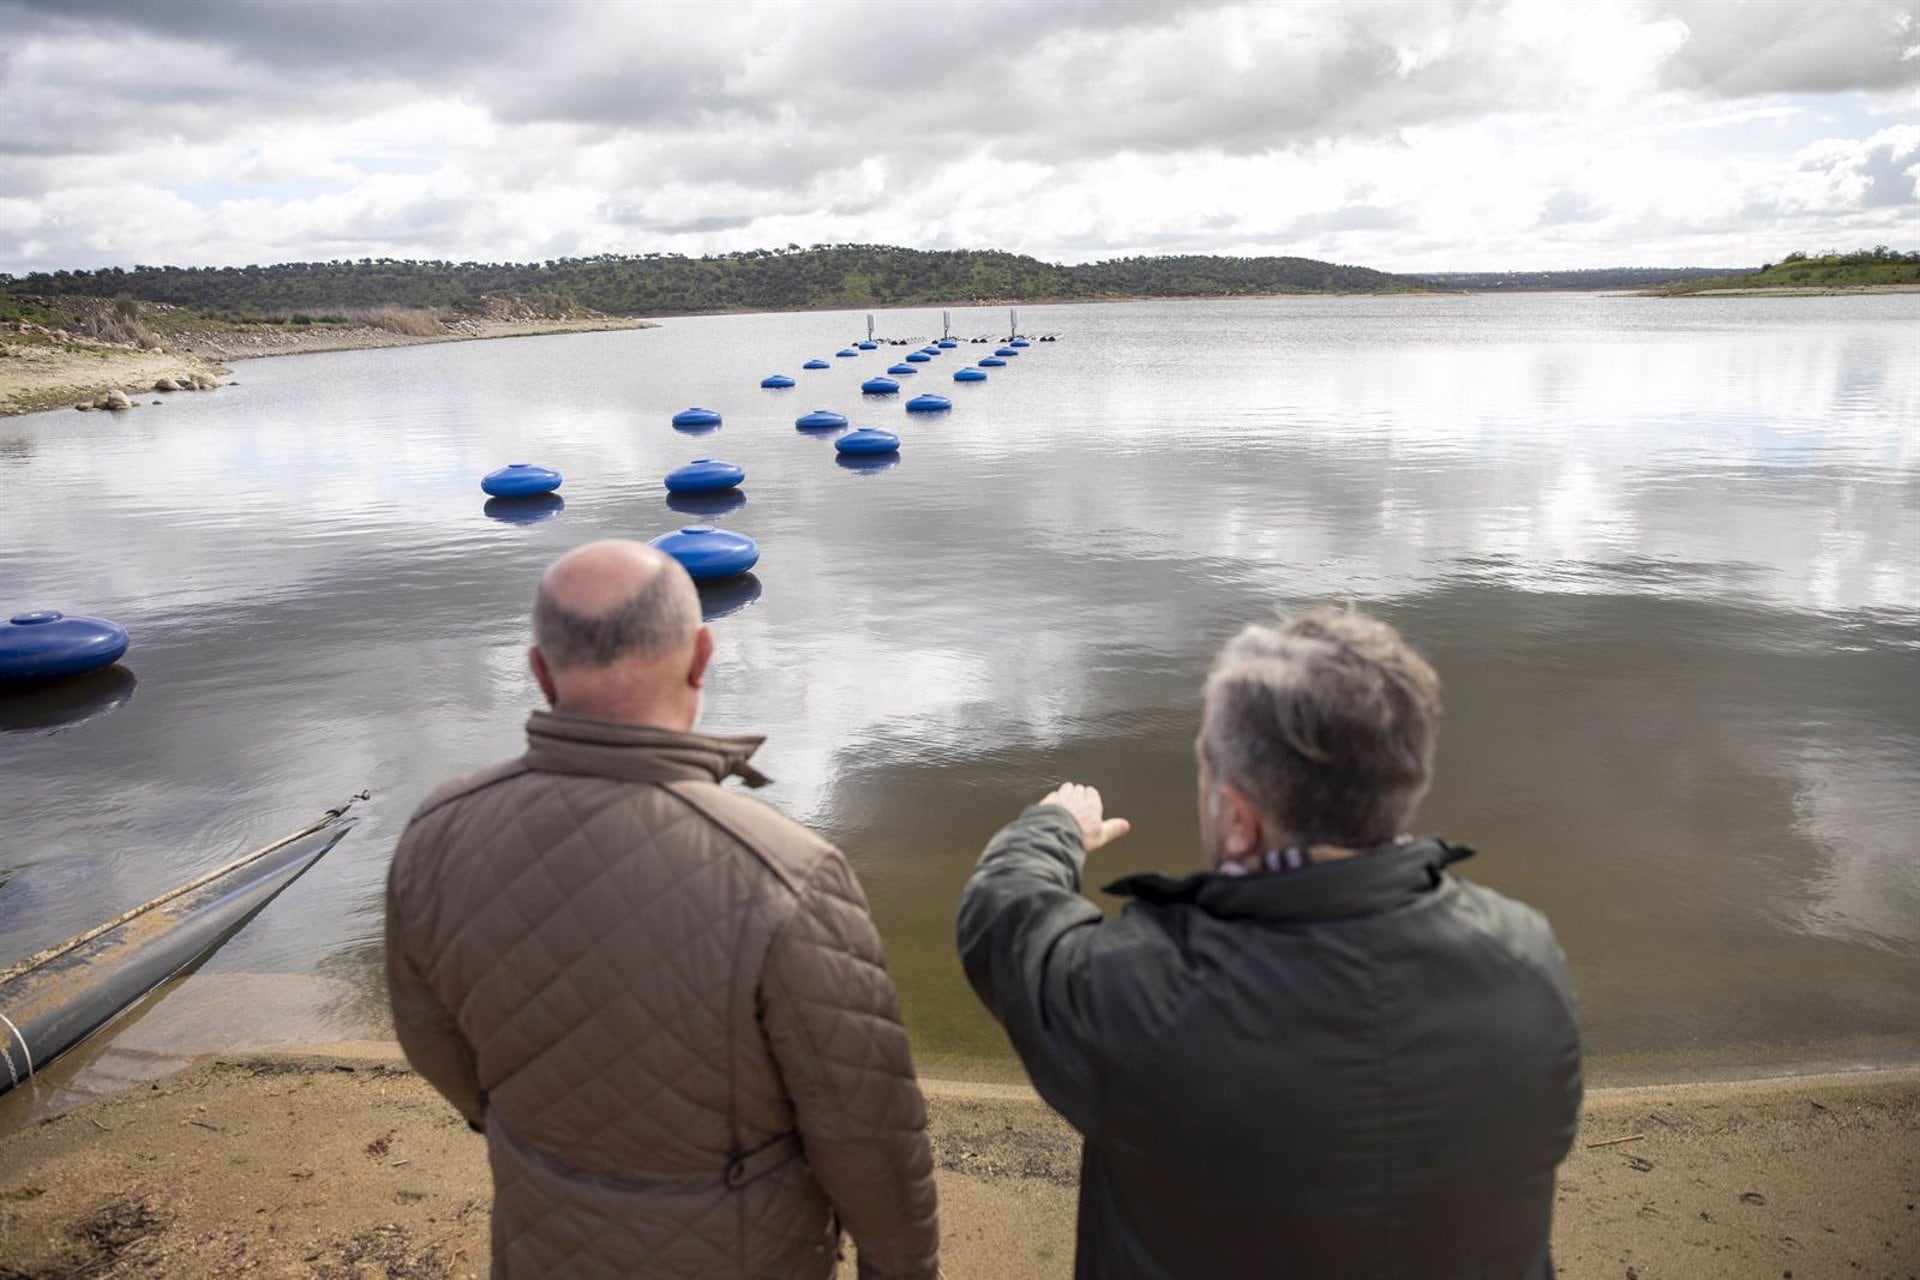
[1202,608,1442,847]
[532,569,699,670]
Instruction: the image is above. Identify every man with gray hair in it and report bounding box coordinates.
[957,608,1582,1279]
[388,540,939,1279]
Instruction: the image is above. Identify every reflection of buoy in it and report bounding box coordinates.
[905,352,931,363]
[671,407,723,428]
[953,367,987,382]
[484,492,566,526]
[979,356,1006,367]
[0,664,136,736]
[650,525,759,581]
[836,452,901,474]
[1010,338,1031,348]
[802,359,831,370]
[905,394,951,413]
[795,409,849,430]
[836,349,858,358]
[857,341,878,351]
[994,347,1019,357]
[835,428,900,455]
[861,377,900,395]
[697,572,763,620]
[937,339,958,349]
[886,363,916,375]
[1,611,130,682]
[760,374,795,388]
[667,488,746,518]
[665,459,745,493]
[481,463,562,497]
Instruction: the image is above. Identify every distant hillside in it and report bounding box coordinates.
[1654,248,1920,294]
[2,245,1421,318]
[1412,267,1751,291]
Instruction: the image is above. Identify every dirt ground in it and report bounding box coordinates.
[0,1048,1913,1279]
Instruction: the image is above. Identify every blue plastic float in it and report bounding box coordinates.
[795,408,849,430]
[649,526,759,581]
[953,367,988,382]
[920,347,941,355]
[836,349,858,358]
[861,377,900,395]
[1010,338,1031,348]
[994,347,1020,357]
[906,394,952,413]
[857,341,878,350]
[802,359,831,370]
[835,428,900,455]
[760,374,795,388]
[979,356,1007,367]
[671,407,723,428]
[665,459,745,493]
[905,352,932,363]
[484,493,565,526]
[886,363,917,375]
[1,612,130,682]
[937,339,958,349]
[480,463,561,497]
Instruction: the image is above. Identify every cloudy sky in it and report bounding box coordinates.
[2,0,1916,275]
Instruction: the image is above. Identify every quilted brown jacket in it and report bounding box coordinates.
[385,711,939,1279]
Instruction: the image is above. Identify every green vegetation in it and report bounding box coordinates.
[1657,246,1920,294]
[1,245,1419,318]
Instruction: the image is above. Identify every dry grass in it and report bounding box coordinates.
[367,307,444,337]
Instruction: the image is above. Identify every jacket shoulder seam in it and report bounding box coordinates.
[406,762,534,828]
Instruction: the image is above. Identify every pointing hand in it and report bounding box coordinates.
[1038,782,1131,853]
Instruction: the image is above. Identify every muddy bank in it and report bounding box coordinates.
[166,315,657,362]
[0,1048,1912,1279]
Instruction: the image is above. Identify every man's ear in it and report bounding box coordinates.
[687,626,714,689]
[529,646,558,706]
[1219,782,1264,858]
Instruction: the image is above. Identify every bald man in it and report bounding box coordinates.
[386,541,939,1280]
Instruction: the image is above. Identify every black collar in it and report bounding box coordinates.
[1103,838,1474,925]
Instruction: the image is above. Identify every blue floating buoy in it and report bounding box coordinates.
[649,525,759,581]
[760,374,795,388]
[937,339,958,349]
[953,367,987,382]
[672,407,723,428]
[665,459,745,493]
[795,408,849,431]
[856,341,878,350]
[835,428,900,455]
[919,347,941,355]
[1,611,130,682]
[1009,338,1031,348]
[836,349,858,358]
[994,347,1019,357]
[905,394,951,413]
[802,359,831,370]
[886,363,917,375]
[905,352,932,363]
[861,377,900,395]
[481,463,562,497]
[484,493,565,526]
[979,356,1006,367]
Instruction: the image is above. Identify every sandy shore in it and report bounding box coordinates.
[0,317,654,418]
[0,1047,1912,1279]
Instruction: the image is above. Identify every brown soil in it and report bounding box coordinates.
[0,1051,1913,1279]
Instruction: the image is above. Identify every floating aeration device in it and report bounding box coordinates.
[905,394,951,413]
[649,526,759,581]
[834,428,900,455]
[665,459,745,493]
[994,347,1020,357]
[795,408,849,430]
[802,359,831,370]
[1,611,130,682]
[1010,338,1031,348]
[836,349,858,358]
[886,363,917,375]
[857,341,878,350]
[672,407,723,428]
[481,463,562,497]
[979,356,1006,367]
[953,367,987,382]
[937,339,958,349]
[861,377,900,395]
[760,374,796,388]
[905,352,932,363]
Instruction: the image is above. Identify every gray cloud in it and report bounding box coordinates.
[1656,0,1920,97]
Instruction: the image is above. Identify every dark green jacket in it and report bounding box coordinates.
[957,805,1582,1280]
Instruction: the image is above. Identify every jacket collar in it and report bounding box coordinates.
[523,710,771,788]
[1103,837,1473,925]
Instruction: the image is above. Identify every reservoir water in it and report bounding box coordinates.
[2,293,1917,1098]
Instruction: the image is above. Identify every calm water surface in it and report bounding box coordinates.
[2,294,1917,1100]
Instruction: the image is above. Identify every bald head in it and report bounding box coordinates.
[533,540,700,672]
